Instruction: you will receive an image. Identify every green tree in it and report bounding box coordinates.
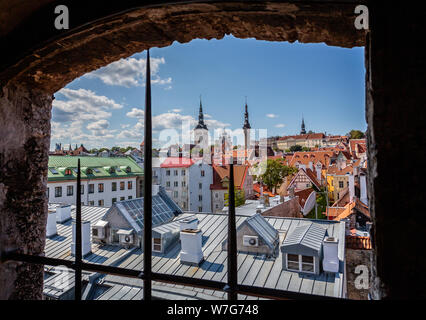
[301,146,311,152]
[348,130,365,139]
[224,186,246,207]
[289,144,303,152]
[259,159,297,192]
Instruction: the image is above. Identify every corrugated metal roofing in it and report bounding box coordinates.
[245,213,278,250]
[281,222,327,253]
[44,208,345,300]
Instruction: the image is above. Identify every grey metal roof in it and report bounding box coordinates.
[244,213,279,250]
[44,206,345,300]
[281,223,327,254]
[106,188,182,233]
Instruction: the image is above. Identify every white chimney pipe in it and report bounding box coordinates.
[56,204,72,223]
[308,161,313,171]
[179,217,198,231]
[46,210,57,237]
[180,229,203,265]
[152,184,160,196]
[348,174,355,202]
[71,221,91,257]
[322,236,339,273]
[360,174,368,205]
[316,165,322,183]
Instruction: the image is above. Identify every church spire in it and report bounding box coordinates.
[195,95,208,130]
[242,97,251,130]
[300,116,306,134]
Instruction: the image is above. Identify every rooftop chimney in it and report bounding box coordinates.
[46,210,57,238]
[152,184,160,196]
[322,236,339,273]
[360,174,368,205]
[56,204,72,223]
[348,173,355,202]
[179,216,199,231]
[71,221,91,257]
[308,161,313,171]
[180,228,203,265]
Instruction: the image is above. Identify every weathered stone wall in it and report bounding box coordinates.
[261,197,302,218]
[345,248,371,300]
[1,1,365,94]
[366,3,426,299]
[0,85,52,299]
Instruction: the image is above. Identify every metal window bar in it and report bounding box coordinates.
[143,49,153,300]
[0,49,344,301]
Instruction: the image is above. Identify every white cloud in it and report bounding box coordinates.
[87,119,109,131]
[126,108,145,119]
[266,113,278,118]
[169,108,182,113]
[85,56,172,88]
[275,123,286,128]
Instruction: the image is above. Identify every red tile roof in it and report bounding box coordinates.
[210,165,248,190]
[294,188,315,208]
[160,157,194,168]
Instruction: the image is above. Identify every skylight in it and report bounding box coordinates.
[50,168,59,174]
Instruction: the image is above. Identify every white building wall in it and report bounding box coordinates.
[48,177,137,207]
[189,162,212,213]
[160,167,189,210]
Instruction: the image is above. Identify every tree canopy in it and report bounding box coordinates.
[348,130,365,139]
[289,144,303,152]
[259,159,297,192]
[224,186,246,207]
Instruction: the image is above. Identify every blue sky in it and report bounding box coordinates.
[51,35,365,150]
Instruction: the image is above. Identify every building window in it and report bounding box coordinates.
[112,182,117,191]
[216,204,219,209]
[198,195,203,201]
[89,201,94,206]
[286,254,315,273]
[182,181,186,187]
[120,181,125,190]
[54,186,62,198]
[120,197,125,201]
[287,254,299,271]
[174,181,178,187]
[181,170,185,176]
[339,181,344,188]
[65,169,72,175]
[81,184,84,194]
[166,170,170,176]
[98,183,104,193]
[112,198,117,204]
[128,181,132,190]
[67,185,73,196]
[198,207,203,212]
[301,255,315,272]
[174,170,178,176]
[174,191,178,198]
[215,193,218,198]
[89,184,94,194]
[183,202,186,209]
[199,183,202,190]
[153,238,162,252]
[201,170,205,177]
[47,188,49,198]
[98,199,104,206]
[128,196,132,200]
[166,181,170,187]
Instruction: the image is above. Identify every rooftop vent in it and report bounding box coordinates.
[71,221,91,257]
[56,204,71,223]
[322,236,339,273]
[180,228,203,265]
[179,216,198,231]
[46,210,57,238]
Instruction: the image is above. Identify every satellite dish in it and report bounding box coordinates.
[124,235,130,243]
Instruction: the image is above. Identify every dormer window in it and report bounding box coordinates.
[125,166,131,173]
[86,168,93,175]
[64,169,72,175]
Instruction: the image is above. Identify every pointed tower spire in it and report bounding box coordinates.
[300,116,306,134]
[195,95,208,130]
[242,97,251,130]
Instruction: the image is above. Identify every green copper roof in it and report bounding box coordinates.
[48,156,143,181]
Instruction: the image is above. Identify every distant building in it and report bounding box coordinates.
[160,157,213,213]
[47,156,144,207]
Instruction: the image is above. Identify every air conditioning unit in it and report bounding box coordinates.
[243,235,259,247]
[117,229,134,246]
